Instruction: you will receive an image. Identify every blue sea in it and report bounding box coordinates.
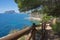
[0,13,32,37]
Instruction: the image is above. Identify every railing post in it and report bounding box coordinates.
[31,23,37,40]
[25,23,37,40]
[41,22,47,40]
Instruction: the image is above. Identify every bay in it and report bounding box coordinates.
[0,13,32,37]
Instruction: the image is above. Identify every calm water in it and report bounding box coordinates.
[0,13,32,37]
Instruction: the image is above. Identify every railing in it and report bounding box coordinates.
[0,23,56,40]
[0,23,38,40]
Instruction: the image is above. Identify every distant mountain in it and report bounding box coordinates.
[5,10,17,14]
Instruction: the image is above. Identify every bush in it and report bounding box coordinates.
[52,22,60,34]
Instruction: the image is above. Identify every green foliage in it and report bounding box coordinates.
[14,0,60,17]
[56,22,60,33]
[52,22,60,33]
[42,14,52,22]
[15,0,41,11]
[52,24,57,32]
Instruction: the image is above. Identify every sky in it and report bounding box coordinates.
[0,0,19,13]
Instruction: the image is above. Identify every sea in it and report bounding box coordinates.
[0,13,32,37]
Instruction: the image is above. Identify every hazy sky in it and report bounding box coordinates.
[0,0,19,13]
